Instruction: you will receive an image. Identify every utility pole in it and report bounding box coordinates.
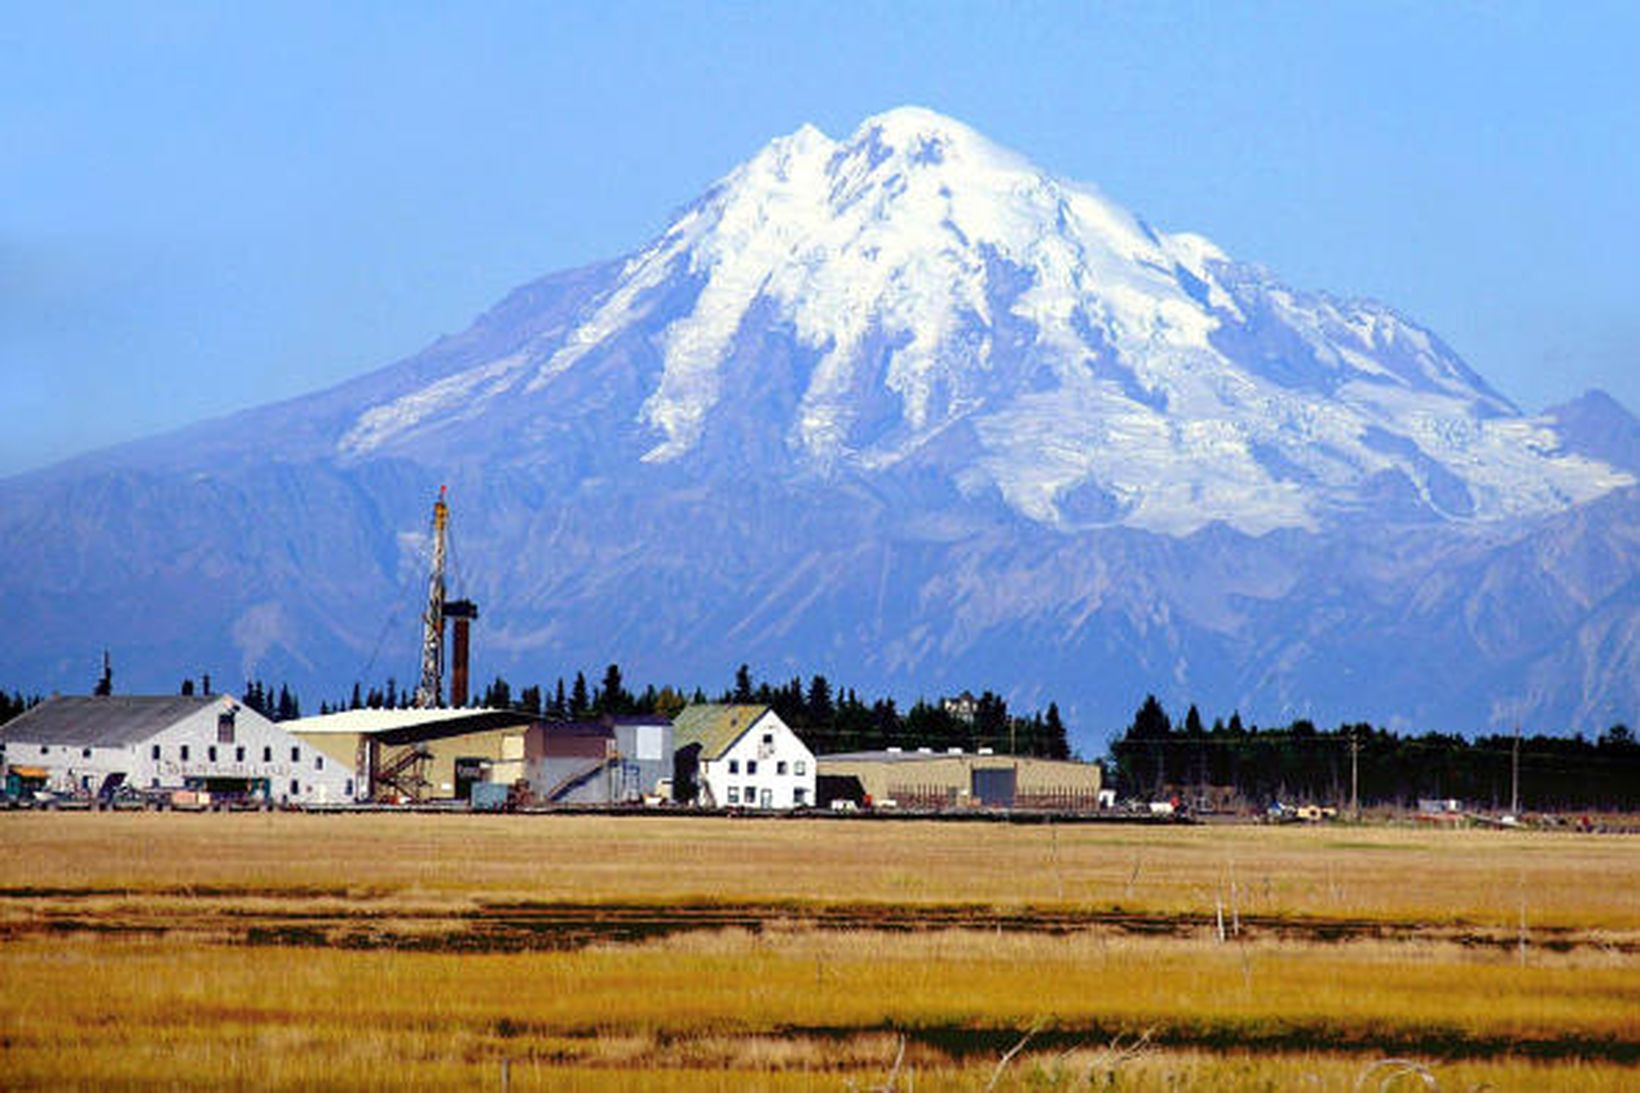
[1511,724,1521,816]
[1349,727,1360,820]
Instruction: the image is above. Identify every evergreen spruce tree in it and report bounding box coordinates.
[1044,702,1069,759]
[276,684,299,721]
[597,664,632,715]
[806,675,834,725]
[570,672,590,719]
[1111,694,1173,798]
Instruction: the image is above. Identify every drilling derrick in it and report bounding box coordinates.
[413,486,450,708]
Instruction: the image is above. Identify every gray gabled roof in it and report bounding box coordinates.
[0,695,224,748]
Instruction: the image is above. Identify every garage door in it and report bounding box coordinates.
[970,766,1016,807]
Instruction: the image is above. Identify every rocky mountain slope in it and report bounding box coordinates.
[3,107,1634,748]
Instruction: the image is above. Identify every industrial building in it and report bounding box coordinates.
[818,749,1104,810]
[672,704,816,809]
[261,487,535,804]
[525,714,673,805]
[0,694,356,804]
[285,706,531,803]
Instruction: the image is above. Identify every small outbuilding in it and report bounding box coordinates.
[672,704,815,810]
[0,694,356,804]
[525,714,674,805]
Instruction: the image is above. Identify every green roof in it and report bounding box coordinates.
[671,704,768,760]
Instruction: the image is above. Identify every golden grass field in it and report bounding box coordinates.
[1,812,1636,1090]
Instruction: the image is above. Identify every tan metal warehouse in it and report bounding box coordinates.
[286,707,530,802]
[818,749,1104,810]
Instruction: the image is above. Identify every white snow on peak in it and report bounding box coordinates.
[611,105,1228,467]
[337,106,1632,534]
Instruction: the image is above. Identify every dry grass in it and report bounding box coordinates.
[3,811,1636,929]
[1,812,1636,1089]
[12,929,1628,1043]
[1,930,1636,1090]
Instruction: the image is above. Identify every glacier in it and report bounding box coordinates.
[343,105,1628,536]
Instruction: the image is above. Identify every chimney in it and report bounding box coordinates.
[445,599,478,707]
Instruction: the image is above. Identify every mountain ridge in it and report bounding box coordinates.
[319,106,1629,535]
[2,107,1634,746]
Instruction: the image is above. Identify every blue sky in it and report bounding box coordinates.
[4,1,1636,475]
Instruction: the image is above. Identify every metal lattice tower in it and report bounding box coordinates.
[413,487,449,709]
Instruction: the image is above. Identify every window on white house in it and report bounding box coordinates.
[747,760,758,775]
[760,789,773,808]
[235,746,245,763]
[795,760,806,775]
[345,779,354,797]
[290,746,300,762]
[151,745,161,760]
[207,746,217,762]
[40,746,48,755]
[727,787,740,805]
[315,755,324,770]
[262,746,272,762]
[217,714,235,744]
[745,785,756,801]
[794,788,808,805]
[762,733,773,745]
[151,778,160,788]
[82,747,92,758]
[289,779,300,796]
[180,745,190,760]
[728,759,739,774]
[777,761,788,775]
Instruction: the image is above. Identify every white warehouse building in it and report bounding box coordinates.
[0,695,357,804]
[672,704,816,809]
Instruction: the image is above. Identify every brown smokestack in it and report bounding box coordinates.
[445,600,477,707]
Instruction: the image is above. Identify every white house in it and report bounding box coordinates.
[671,704,816,810]
[0,694,357,804]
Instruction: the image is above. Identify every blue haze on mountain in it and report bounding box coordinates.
[2,109,1635,752]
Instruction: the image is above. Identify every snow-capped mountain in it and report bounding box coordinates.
[337,106,1626,534]
[1,107,1634,746]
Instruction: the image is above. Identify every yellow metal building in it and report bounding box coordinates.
[286,707,530,802]
[818,748,1103,810]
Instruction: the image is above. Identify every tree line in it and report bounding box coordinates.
[0,691,39,727]
[714,665,1070,759]
[1110,695,1640,812]
[313,663,1071,759]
